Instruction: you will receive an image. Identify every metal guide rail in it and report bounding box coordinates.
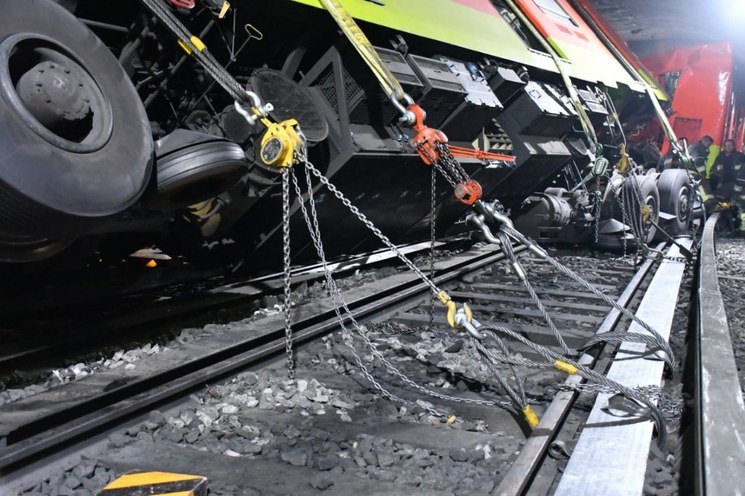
[553,239,691,495]
[693,212,745,495]
[494,243,664,495]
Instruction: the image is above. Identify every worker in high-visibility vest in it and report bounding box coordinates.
[730,140,745,232]
[710,139,745,198]
[689,135,714,179]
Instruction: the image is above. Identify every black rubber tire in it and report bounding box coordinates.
[623,175,660,244]
[0,233,73,263]
[656,169,692,236]
[156,140,248,209]
[0,0,152,239]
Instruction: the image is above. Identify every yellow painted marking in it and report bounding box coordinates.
[190,36,206,52]
[104,472,201,490]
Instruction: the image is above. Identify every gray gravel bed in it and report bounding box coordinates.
[0,262,411,408]
[14,248,647,495]
[716,237,745,394]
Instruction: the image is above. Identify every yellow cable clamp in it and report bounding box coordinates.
[178,35,206,55]
[218,1,230,19]
[554,360,578,375]
[260,119,303,168]
[522,405,540,428]
[616,144,629,174]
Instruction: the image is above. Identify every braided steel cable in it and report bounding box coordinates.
[481,326,668,447]
[290,165,517,415]
[139,0,257,104]
[496,230,571,355]
[499,224,676,371]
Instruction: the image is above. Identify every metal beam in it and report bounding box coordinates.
[554,240,692,496]
[695,213,745,495]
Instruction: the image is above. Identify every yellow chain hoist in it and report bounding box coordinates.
[232,103,305,169]
[259,118,304,168]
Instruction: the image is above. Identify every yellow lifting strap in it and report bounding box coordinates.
[317,0,406,101]
[502,0,600,155]
[616,144,630,174]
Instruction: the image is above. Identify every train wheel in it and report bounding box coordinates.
[154,130,248,210]
[0,234,74,264]
[0,0,153,257]
[656,169,692,236]
[624,175,660,244]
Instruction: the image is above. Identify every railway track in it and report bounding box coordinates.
[0,240,455,371]
[1,223,743,495]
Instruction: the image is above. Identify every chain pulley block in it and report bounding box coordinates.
[454,180,483,206]
[259,119,305,168]
[408,104,447,165]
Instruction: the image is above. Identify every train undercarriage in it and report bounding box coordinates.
[0,0,697,281]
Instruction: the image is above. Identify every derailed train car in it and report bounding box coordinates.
[0,0,693,277]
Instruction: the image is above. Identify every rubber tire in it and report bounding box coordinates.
[156,140,248,209]
[0,0,153,238]
[623,175,660,244]
[656,169,692,236]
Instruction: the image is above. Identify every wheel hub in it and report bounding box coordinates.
[16,60,92,131]
[0,33,113,152]
[678,187,690,221]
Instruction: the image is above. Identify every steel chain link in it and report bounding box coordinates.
[291,162,519,415]
[428,165,437,331]
[282,168,295,379]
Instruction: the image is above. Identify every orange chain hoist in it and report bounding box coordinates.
[408,103,515,206]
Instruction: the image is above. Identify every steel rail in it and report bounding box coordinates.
[692,212,745,495]
[0,240,454,370]
[493,242,666,495]
[0,245,520,473]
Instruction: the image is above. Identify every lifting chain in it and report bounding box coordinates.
[288,162,526,419]
[428,165,437,331]
[282,167,294,379]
